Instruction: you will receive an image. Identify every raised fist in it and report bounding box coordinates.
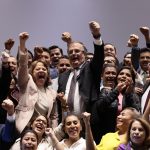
[139,26,149,37]
[4,38,15,50]
[19,32,29,42]
[61,32,72,44]
[127,34,139,47]
[89,21,101,38]
[2,99,14,116]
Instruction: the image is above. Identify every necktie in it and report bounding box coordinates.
[68,70,77,112]
[143,90,150,113]
[143,72,148,84]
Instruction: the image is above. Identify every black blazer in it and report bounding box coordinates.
[91,88,141,144]
[57,43,104,118]
[0,67,12,124]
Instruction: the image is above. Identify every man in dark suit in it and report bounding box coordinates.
[57,21,104,118]
[141,62,150,114]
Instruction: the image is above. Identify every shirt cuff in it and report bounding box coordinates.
[93,37,103,46]
[7,113,15,122]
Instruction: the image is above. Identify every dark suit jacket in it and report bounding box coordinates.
[91,88,141,144]
[57,43,104,120]
[0,67,12,124]
[0,118,16,149]
[141,81,150,113]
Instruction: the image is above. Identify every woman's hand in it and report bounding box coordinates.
[19,32,29,53]
[82,112,91,125]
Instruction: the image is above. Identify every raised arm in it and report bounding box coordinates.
[45,128,64,150]
[140,26,150,48]
[18,32,29,92]
[89,21,104,78]
[82,112,96,150]
[127,34,140,71]
[1,99,16,143]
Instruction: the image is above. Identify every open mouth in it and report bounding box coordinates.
[116,119,123,125]
[118,78,126,83]
[37,73,45,80]
[53,58,59,63]
[25,145,34,150]
[107,78,115,82]
[142,62,148,67]
[35,123,44,131]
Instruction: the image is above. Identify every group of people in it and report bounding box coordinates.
[0,21,150,150]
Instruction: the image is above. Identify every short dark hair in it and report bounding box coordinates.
[102,64,118,74]
[140,47,150,55]
[48,45,63,55]
[42,47,50,54]
[104,43,117,54]
[20,129,39,145]
[123,51,131,58]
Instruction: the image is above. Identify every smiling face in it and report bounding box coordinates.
[50,48,62,67]
[116,109,135,131]
[64,115,82,141]
[58,58,71,73]
[117,68,133,85]
[32,62,48,88]
[139,51,150,72]
[40,51,51,66]
[130,121,146,146]
[68,42,86,69]
[103,66,117,88]
[31,115,48,137]
[104,44,116,57]
[21,132,38,150]
[123,53,131,66]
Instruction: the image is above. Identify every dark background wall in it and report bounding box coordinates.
[0,0,150,61]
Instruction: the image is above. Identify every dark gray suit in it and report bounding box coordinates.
[57,43,104,120]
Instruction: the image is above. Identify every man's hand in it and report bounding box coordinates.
[1,99,14,116]
[61,32,72,44]
[140,26,150,42]
[4,38,15,50]
[57,92,69,111]
[89,21,101,39]
[19,32,29,43]
[140,26,149,37]
[127,34,139,47]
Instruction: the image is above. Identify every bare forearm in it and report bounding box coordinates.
[51,135,64,150]
[85,122,96,150]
